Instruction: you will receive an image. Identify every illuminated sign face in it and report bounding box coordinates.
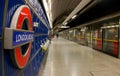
[4,29,34,49]
[13,30,33,46]
[4,5,33,69]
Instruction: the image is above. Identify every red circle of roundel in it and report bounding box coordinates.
[10,5,33,69]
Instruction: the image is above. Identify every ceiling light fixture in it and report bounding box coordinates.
[60,26,69,28]
[62,0,92,25]
[72,15,77,19]
[63,22,68,25]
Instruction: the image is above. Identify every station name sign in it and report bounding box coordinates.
[4,28,34,49]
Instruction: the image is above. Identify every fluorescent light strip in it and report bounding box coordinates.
[63,0,92,25]
[43,0,53,28]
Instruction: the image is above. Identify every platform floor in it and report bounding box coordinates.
[39,38,120,76]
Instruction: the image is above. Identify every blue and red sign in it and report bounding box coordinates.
[4,5,33,69]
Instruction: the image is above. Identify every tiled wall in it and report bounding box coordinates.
[1,0,50,76]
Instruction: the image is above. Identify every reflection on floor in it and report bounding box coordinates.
[39,38,120,76]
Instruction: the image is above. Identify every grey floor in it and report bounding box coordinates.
[39,37,120,76]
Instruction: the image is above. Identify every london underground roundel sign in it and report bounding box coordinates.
[4,5,33,69]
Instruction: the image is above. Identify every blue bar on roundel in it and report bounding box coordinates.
[13,30,34,46]
[4,28,34,49]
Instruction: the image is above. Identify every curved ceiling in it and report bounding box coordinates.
[40,0,120,31]
[67,0,120,27]
[51,0,82,26]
